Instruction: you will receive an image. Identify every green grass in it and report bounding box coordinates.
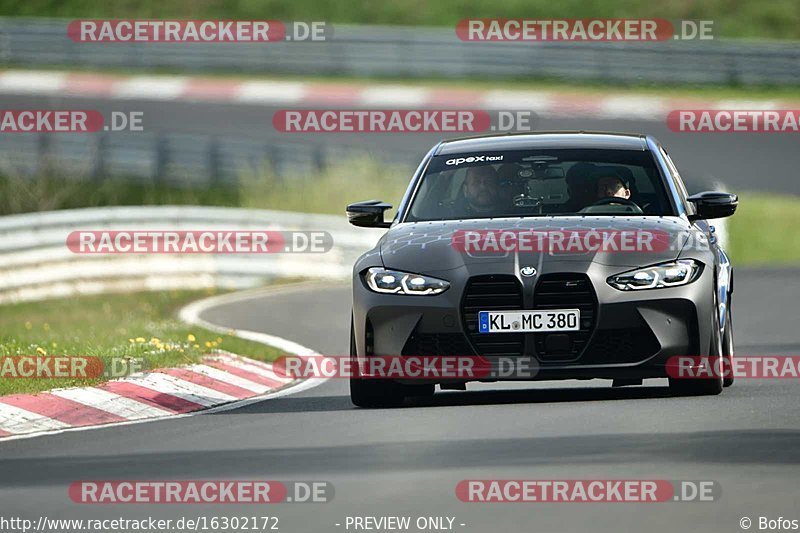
[727,193,800,266]
[0,289,286,396]
[0,156,413,217]
[1,0,800,40]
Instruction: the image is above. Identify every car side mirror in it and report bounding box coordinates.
[346,200,393,228]
[687,191,738,220]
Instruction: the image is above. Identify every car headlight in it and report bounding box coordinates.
[607,260,702,291]
[364,267,450,295]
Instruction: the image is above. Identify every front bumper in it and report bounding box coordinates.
[352,260,715,382]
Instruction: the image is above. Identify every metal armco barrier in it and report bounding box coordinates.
[1,18,799,85]
[0,206,386,303]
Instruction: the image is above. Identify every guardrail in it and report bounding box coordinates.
[0,206,385,304]
[1,18,799,85]
[0,131,419,183]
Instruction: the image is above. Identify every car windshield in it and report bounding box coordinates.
[405,148,674,222]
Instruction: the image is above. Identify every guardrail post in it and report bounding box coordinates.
[155,134,168,183]
[208,137,221,185]
[92,134,106,182]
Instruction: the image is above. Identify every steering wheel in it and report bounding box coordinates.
[587,196,644,214]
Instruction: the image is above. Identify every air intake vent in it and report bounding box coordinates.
[533,273,597,361]
[461,275,524,357]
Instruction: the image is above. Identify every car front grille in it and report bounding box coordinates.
[581,327,661,364]
[461,275,524,357]
[533,273,597,361]
[401,332,475,356]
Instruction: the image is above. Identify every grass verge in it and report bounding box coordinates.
[0,157,412,217]
[727,193,800,266]
[0,289,287,396]
[2,0,800,40]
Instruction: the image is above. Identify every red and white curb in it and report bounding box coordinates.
[0,283,328,441]
[1,69,794,121]
[0,353,292,440]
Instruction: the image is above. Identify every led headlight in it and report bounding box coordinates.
[364,267,450,295]
[607,260,702,291]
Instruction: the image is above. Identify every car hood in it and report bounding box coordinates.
[379,216,697,273]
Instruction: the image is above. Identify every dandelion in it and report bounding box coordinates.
[135,337,146,343]
[36,346,46,356]
[24,321,32,330]
[51,342,58,348]
[193,344,200,349]
[204,341,213,348]
[129,338,135,343]
[187,334,196,342]
[216,337,223,344]
[150,337,160,344]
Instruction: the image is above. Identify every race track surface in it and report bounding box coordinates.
[0,270,798,532]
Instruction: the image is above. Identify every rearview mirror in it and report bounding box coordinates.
[346,200,393,228]
[687,191,738,220]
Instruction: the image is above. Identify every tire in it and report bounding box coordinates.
[669,294,724,396]
[722,304,734,387]
[349,315,405,408]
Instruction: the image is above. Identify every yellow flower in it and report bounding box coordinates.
[150,337,160,344]
[215,337,223,344]
[24,321,32,330]
[135,337,146,343]
[51,342,58,348]
[204,341,213,348]
[43,323,51,331]
[129,338,135,343]
[193,344,200,349]
[36,346,46,356]
[187,334,196,342]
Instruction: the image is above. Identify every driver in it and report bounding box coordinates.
[595,173,632,201]
[457,164,499,216]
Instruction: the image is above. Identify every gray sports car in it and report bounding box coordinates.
[347,132,737,407]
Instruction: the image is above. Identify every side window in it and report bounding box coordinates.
[659,146,692,214]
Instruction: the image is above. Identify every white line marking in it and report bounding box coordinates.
[0,403,68,434]
[359,86,430,107]
[235,81,308,104]
[0,71,67,94]
[126,372,237,406]
[50,387,172,420]
[210,353,294,384]
[112,76,190,100]
[186,364,272,394]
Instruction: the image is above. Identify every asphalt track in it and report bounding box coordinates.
[1,95,799,532]
[0,270,799,532]
[3,93,800,195]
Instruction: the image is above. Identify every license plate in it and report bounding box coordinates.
[478,309,580,333]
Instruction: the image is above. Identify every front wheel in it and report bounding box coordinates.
[669,296,724,396]
[349,315,405,408]
[723,305,734,388]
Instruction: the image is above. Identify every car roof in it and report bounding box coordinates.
[434,131,649,155]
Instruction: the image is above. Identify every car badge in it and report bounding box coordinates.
[520,266,537,277]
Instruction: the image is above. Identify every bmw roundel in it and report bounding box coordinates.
[520,266,537,277]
